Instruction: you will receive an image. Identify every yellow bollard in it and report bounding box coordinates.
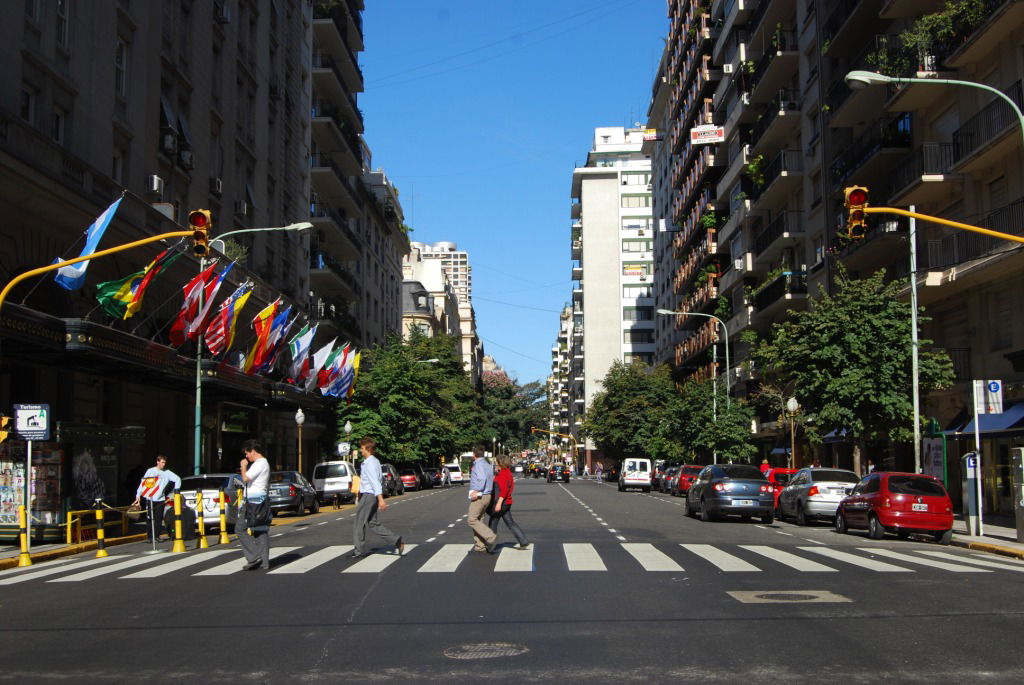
[17,505,32,567]
[95,503,108,558]
[171,490,186,553]
[196,490,209,549]
[218,490,230,544]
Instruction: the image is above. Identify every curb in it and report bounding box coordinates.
[0,533,148,571]
[951,537,1024,560]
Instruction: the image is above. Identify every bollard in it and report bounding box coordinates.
[196,490,208,549]
[218,490,230,544]
[17,505,32,567]
[95,502,109,558]
[171,490,186,553]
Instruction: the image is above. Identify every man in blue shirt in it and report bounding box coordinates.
[349,437,403,558]
[132,455,182,542]
[467,444,497,553]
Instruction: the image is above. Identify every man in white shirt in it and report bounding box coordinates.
[237,439,271,570]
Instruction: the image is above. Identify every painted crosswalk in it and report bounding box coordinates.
[7,542,1023,583]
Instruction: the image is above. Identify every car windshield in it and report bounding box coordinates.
[683,466,702,474]
[811,470,859,484]
[270,472,297,483]
[315,464,349,478]
[771,472,794,484]
[720,465,766,480]
[180,477,229,491]
[888,475,947,497]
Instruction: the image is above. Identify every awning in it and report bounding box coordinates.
[823,429,849,444]
[770,447,790,455]
[945,402,1024,436]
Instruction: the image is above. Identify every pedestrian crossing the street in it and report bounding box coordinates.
[1,541,1017,583]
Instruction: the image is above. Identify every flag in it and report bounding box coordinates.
[55,196,123,290]
[95,248,180,320]
[204,283,253,356]
[169,261,218,347]
[187,262,234,341]
[242,299,279,374]
[317,343,350,392]
[327,350,361,398]
[346,351,362,399]
[305,338,337,392]
[261,308,295,373]
[287,324,317,383]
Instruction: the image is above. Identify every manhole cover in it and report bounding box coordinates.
[727,590,852,604]
[443,643,529,660]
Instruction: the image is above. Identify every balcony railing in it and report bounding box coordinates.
[830,114,912,188]
[758,149,803,194]
[951,80,1024,163]
[751,89,800,146]
[922,196,1024,269]
[311,101,362,164]
[884,142,956,200]
[753,272,807,311]
[312,52,362,124]
[311,252,362,295]
[750,30,797,89]
[753,211,803,256]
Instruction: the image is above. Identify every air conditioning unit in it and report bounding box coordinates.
[214,1,231,24]
[209,177,223,195]
[148,174,164,196]
[783,99,799,111]
[234,200,249,216]
[638,229,645,236]
[178,149,194,170]
[722,63,734,74]
[734,258,744,271]
[161,133,177,156]
[639,275,647,281]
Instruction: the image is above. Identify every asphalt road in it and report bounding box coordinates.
[1,476,1022,683]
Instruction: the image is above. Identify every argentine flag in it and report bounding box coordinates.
[54,196,123,290]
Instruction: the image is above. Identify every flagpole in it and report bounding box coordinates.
[193,256,205,476]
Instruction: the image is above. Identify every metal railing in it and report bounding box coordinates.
[884,142,956,201]
[951,80,1024,163]
[830,113,912,188]
[753,211,804,255]
[751,89,800,146]
[922,197,1024,269]
[753,272,807,311]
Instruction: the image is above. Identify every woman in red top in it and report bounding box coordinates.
[488,454,529,549]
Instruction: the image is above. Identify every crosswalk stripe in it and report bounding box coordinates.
[623,543,684,572]
[49,555,165,582]
[973,552,1024,566]
[494,545,533,572]
[740,545,837,572]
[918,550,1024,572]
[267,545,352,574]
[798,546,913,572]
[563,543,606,571]
[343,545,416,573]
[0,556,116,585]
[121,550,236,578]
[418,544,471,573]
[193,547,301,576]
[860,548,990,573]
[681,544,760,571]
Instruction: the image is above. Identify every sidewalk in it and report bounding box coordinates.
[951,514,1024,560]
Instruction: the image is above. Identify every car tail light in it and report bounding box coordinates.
[882,497,890,508]
[807,486,819,497]
[289,486,298,497]
[713,483,725,491]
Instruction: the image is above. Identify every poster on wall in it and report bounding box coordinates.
[921,438,945,482]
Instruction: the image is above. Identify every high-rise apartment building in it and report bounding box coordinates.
[568,126,654,466]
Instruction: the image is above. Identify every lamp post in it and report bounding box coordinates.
[295,408,305,476]
[656,309,730,408]
[192,221,313,475]
[342,420,353,457]
[786,397,800,469]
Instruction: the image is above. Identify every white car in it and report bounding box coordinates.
[444,462,465,484]
[169,474,244,530]
[312,460,357,503]
[618,457,653,493]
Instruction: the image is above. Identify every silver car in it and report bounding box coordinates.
[777,467,860,525]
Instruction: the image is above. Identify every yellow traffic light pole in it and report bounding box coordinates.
[530,427,579,464]
[863,207,1024,245]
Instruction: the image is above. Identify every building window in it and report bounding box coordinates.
[20,85,36,124]
[622,283,653,298]
[621,171,651,185]
[25,0,38,21]
[623,353,653,365]
[56,0,69,49]
[991,291,1012,350]
[621,195,651,208]
[51,106,67,144]
[114,39,128,97]
[622,217,653,231]
[112,148,124,183]
[623,306,653,321]
[624,329,654,344]
[622,262,651,277]
[621,238,652,252]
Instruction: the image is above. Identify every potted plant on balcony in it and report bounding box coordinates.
[743,153,766,188]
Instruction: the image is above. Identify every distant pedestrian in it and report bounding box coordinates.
[237,440,272,571]
[132,455,181,542]
[595,462,603,481]
[467,444,497,553]
[759,458,771,474]
[583,463,590,478]
[866,458,878,475]
[489,454,529,549]
[349,437,403,558]
[812,457,822,468]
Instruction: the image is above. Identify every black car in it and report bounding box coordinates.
[531,464,548,479]
[268,471,320,516]
[547,464,571,483]
[423,467,445,488]
[684,464,774,524]
[381,463,405,497]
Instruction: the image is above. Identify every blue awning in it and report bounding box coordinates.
[823,429,848,444]
[945,402,1024,436]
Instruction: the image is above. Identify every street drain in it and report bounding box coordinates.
[443,643,529,660]
[758,593,819,601]
[727,590,852,604]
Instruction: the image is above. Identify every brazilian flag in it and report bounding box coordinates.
[95,248,180,319]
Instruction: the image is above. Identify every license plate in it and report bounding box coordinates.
[912,503,928,512]
[735,499,754,506]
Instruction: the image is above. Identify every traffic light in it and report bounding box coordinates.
[0,415,9,444]
[843,186,869,239]
[188,209,212,257]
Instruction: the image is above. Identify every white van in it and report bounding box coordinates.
[444,461,464,484]
[619,457,652,493]
[312,460,357,503]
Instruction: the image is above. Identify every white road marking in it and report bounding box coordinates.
[616,535,627,542]
[740,545,837,572]
[193,547,301,576]
[563,543,606,571]
[0,556,117,585]
[916,552,1024,571]
[425,537,436,543]
[681,544,760,572]
[860,548,990,572]
[622,543,684,572]
[271,533,284,538]
[494,545,534,572]
[268,545,352,574]
[120,550,235,578]
[343,545,415,573]
[799,546,913,572]
[48,555,168,582]
[418,544,471,573]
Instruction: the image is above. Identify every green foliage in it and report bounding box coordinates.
[714,294,732,322]
[749,266,955,447]
[481,372,548,453]
[676,379,757,461]
[221,238,249,264]
[868,0,986,76]
[743,154,766,188]
[699,211,720,229]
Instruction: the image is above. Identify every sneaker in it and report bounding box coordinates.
[485,540,497,554]
[518,543,530,550]
[242,559,262,571]
[396,537,405,556]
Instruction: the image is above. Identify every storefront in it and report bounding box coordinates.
[943,401,1024,515]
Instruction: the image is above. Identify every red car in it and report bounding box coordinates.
[835,471,953,544]
[671,465,704,496]
[764,468,798,508]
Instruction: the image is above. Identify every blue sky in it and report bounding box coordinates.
[360,1,667,384]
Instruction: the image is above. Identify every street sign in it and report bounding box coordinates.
[337,441,351,456]
[13,404,50,441]
[690,124,725,145]
[973,379,1003,414]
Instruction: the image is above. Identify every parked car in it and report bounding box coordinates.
[173,473,243,529]
[652,462,669,491]
[530,463,548,479]
[547,464,571,483]
[381,463,404,497]
[670,465,703,496]
[684,464,774,523]
[513,462,525,476]
[835,471,953,544]
[658,466,680,493]
[602,465,619,482]
[268,471,320,516]
[312,460,357,504]
[444,461,465,484]
[777,467,859,525]
[763,468,798,509]
[398,465,430,491]
[618,457,652,492]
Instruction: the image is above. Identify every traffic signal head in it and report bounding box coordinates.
[843,186,869,239]
[188,209,212,257]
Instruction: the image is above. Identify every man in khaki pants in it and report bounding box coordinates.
[467,444,497,553]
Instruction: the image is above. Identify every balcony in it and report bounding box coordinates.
[571,239,582,260]
[747,0,798,44]
[571,265,583,281]
[312,9,364,93]
[951,81,1024,174]
[920,197,1024,271]
[720,251,752,293]
[716,0,757,65]
[312,52,363,132]
[748,31,798,104]
[726,303,755,339]
[572,282,583,302]
[826,40,890,128]
[308,294,361,342]
[885,142,961,206]
[751,149,803,210]
[310,152,362,216]
[837,214,905,274]
[753,211,805,265]
[879,0,942,18]
[752,271,807,318]
[821,0,884,57]
[311,101,363,176]
[309,202,360,260]
[571,202,581,219]
[310,252,361,300]
[750,89,800,154]
[946,1,1024,69]
[830,114,911,190]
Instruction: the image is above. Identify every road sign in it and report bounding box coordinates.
[337,442,351,456]
[973,379,1003,414]
[690,124,725,145]
[13,404,50,441]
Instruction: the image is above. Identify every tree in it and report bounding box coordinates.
[480,372,548,453]
[676,379,757,462]
[749,266,954,473]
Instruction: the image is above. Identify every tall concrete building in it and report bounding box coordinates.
[401,243,460,339]
[569,126,654,467]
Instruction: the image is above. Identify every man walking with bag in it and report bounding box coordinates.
[132,455,181,542]
[237,439,271,571]
[467,444,497,553]
[349,437,403,558]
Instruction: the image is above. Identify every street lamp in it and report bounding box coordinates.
[295,408,305,475]
[208,221,314,255]
[786,397,800,469]
[341,420,353,457]
[656,309,730,408]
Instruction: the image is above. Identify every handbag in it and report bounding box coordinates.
[244,496,272,531]
[126,502,143,521]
